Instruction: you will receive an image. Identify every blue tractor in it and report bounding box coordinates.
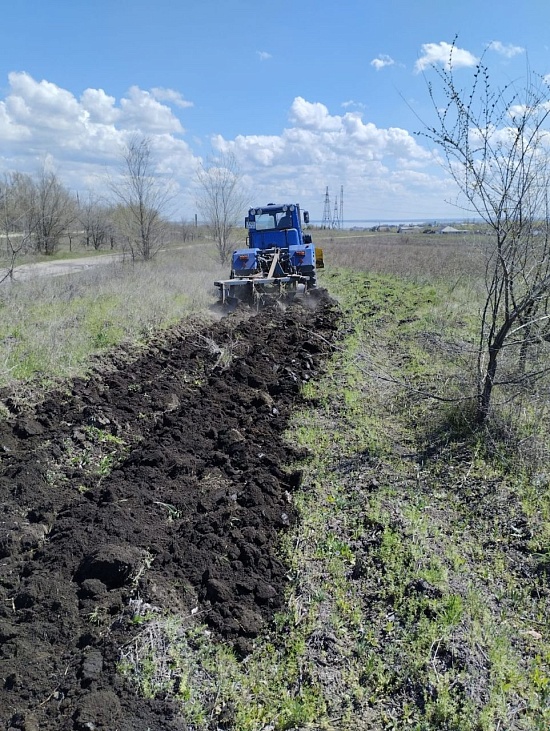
[215,203,324,307]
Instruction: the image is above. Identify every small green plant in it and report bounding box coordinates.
[153,501,182,521]
[88,606,108,626]
[46,425,128,488]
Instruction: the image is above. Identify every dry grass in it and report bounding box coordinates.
[0,239,227,388]
[0,227,500,391]
[315,230,488,283]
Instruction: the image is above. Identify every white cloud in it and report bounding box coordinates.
[213,132,285,166]
[151,87,194,108]
[0,74,461,219]
[415,42,478,73]
[0,101,30,142]
[7,72,84,131]
[289,97,342,131]
[0,72,198,209]
[211,96,450,219]
[487,41,524,58]
[371,54,395,71]
[342,100,365,110]
[2,73,188,147]
[257,51,272,61]
[80,88,120,124]
[120,86,184,133]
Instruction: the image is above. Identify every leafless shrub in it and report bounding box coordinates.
[421,42,550,423]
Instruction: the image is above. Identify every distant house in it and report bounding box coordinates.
[438,226,464,234]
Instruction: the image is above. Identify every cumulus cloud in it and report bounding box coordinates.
[1,72,188,147]
[487,41,524,58]
[289,97,342,131]
[371,54,395,71]
[213,132,285,166]
[120,86,184,133]
[0,72,198,206]
[257,51,272,61]
[0,73,459,219]
[7,72,84,131]
[415,41,478,73]
[0,101,30,142]
[210,96,451,219]
[151,87,193,108]
[80,88,120,124]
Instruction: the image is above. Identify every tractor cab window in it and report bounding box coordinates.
[254,212,278,231]
[276,211,293,229]
[253,209,294,231]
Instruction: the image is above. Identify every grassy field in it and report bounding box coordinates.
[2,228,549,729]
[0,235,227,390]
[0,228,483,390]
[279,265,550,730]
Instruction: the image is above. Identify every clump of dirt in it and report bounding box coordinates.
[0,290,340,730]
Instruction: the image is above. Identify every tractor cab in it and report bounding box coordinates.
[246,203,310,250]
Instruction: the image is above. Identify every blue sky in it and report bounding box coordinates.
[1,0,550,220]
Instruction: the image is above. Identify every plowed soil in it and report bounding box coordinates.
[0,290,341,730]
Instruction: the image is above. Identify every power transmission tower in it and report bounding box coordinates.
[339,185,344,229]
[332,195,339,229]
[322,186,331,229]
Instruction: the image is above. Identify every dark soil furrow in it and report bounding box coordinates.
[0,290,340,730]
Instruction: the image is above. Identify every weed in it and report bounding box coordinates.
[153,501,183,521]
[45,425,129,488]
[119,614,326,730]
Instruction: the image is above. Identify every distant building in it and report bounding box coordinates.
[398,225,423,233]
[438,226,464,234]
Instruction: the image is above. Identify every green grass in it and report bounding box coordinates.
[250,266,548,730]
[118,610,328,730]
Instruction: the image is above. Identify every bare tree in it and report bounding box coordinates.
[33,168,76,255]
[78,194,113,251]
[0,175,26,283]
[196,151,247,265]
[0,172,52,282]
[7,173,37,253]
[180,217,196,243]
[422,46,550,423]
[110,136,171,261]
[0,170,68,257]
